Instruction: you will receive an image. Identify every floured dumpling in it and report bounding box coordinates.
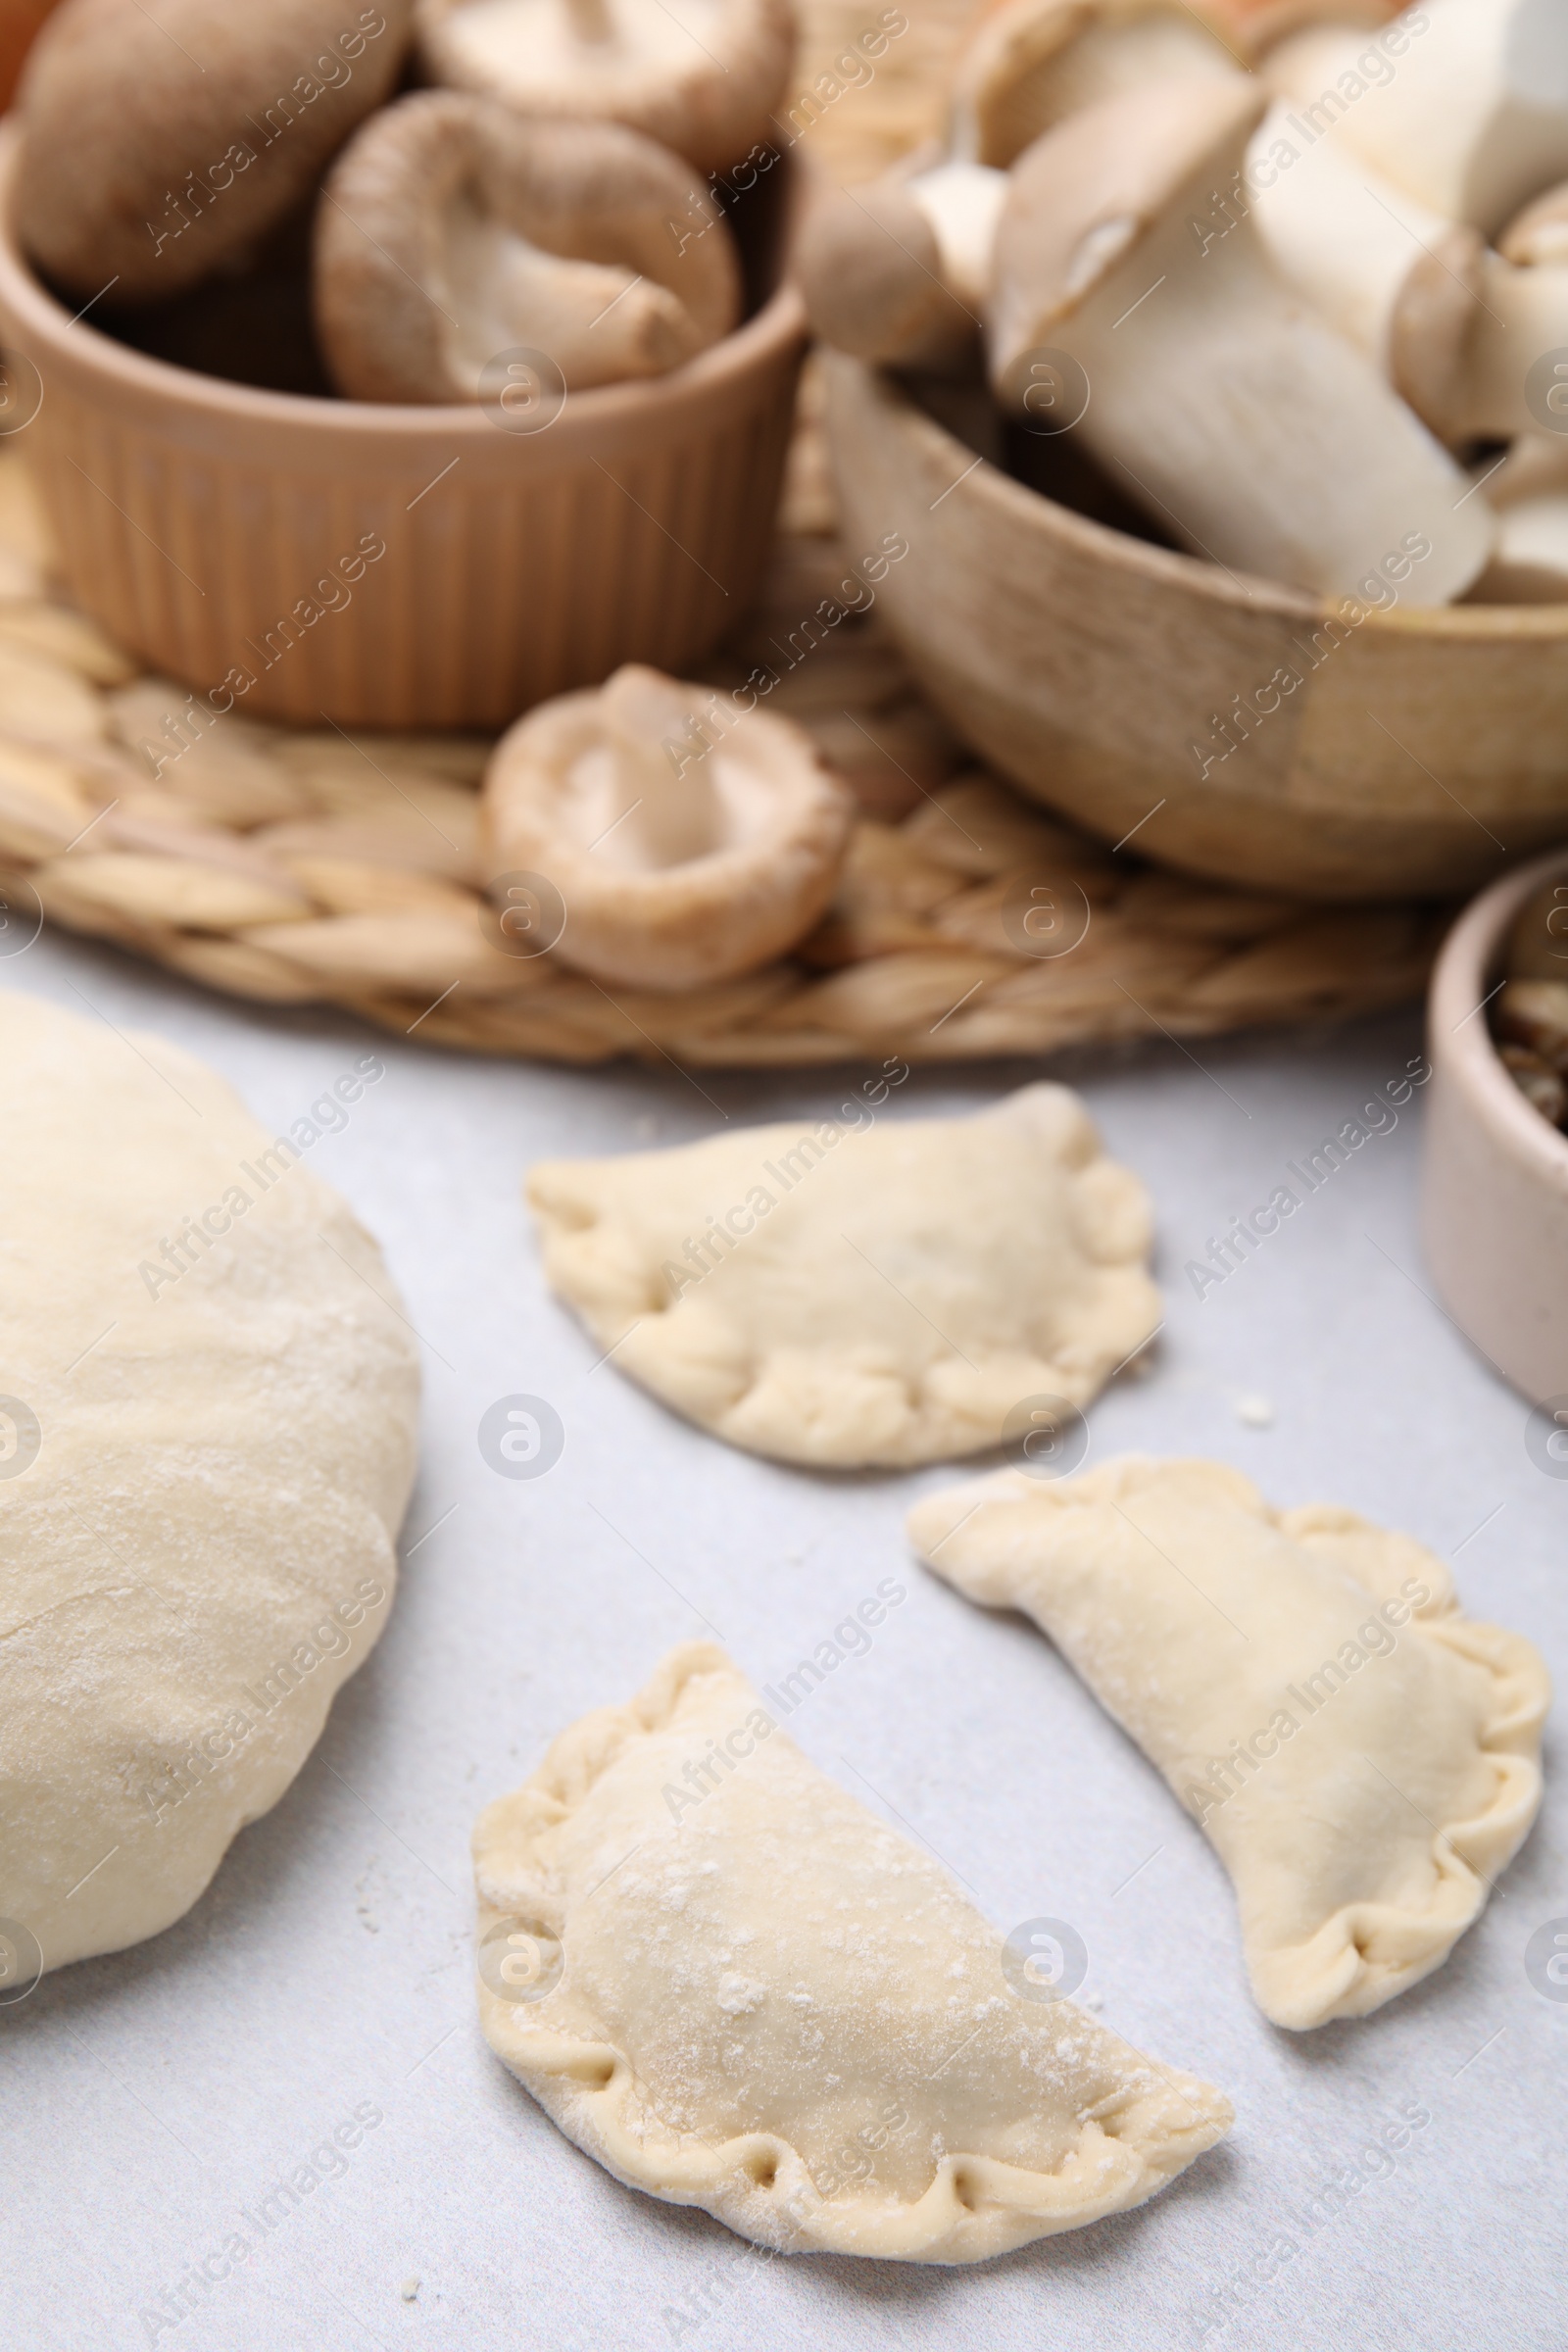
[0,989,419,1979]
[472,1642,1232,2263]
[526,1083,1160,1467]
[910,1458,1550,2030]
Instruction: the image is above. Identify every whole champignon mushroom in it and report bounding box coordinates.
[482,664,854,989]
[416,0,795,175]
[948,0,1240,171]
[1261,0,1568,239]
[15,0,414,303]
[986,75,1494,604]
[315,94,740,402]
[795,146,1007,370]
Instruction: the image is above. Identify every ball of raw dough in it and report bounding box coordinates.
[15,0,415,303]
[0,990,420,1979]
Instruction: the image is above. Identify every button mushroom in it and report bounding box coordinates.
[482,664,854,989]
[795,147,1007,370]
[415,0,796,175]
[949,0,1241,171]
[314,92,741,402]
[986,75,1494,603]
[1263,0,1568,239]
[15,0,414,303]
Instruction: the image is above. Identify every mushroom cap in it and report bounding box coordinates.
[951,0,1240,169]
[1388,223,1487,440]
[796,149,979,369]
[314,93,742,404]
[416,0,797,176]
[1238,0,1396,70]
[989,74,1266,371]
[482,664,855,990]
[952,0,1093,166]
[15,0,414,303]
[1501,178,1568,267]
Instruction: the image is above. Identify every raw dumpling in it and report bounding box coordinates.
[909,1458,1550,2030]
[526,1082,1160,1467]
[0,990,419,1980]
[473,1642,1231,2263]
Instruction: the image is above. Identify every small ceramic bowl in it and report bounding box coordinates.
[0,0,58,110]
[823,354,1568,903]
[0,124,807,729]
[1422,847,1568,1406]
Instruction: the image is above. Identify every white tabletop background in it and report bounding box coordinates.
[2,921,1562,2352]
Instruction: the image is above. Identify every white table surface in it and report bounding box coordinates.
[2,921,1562,2352]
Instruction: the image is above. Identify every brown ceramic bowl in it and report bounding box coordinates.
[0,124,807,729]
[824,354,1568,904]
[0,0,58,110]
[1422,847,1568,1406]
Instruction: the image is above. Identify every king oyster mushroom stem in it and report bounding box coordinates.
[1248,102,1485,439]
[986,75,1494,604]
[1503,178,1568,268]
[947,0,1241,171]
[1249,104,1568,444]
[1261,0,1568,239]
[1476,434,1568,507]
[1466,498,1568,602]
[797,148,1007,369]
[314,94,740,403]
[481,666,855,991]
[414,0,797,176]
[1448,254,1568,441]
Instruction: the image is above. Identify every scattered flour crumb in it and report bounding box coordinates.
[400,2278,420,2302]
[1234,1394,1274,1429]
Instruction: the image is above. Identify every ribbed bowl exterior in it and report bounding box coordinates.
[0,128,807,728]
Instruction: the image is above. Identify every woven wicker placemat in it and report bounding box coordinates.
[0,0,1444,1064]
[0,446,1440,1065]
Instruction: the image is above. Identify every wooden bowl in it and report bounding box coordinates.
[1422,849,1568,1407]
[0,125,807,729]
[823,354,1568,903]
